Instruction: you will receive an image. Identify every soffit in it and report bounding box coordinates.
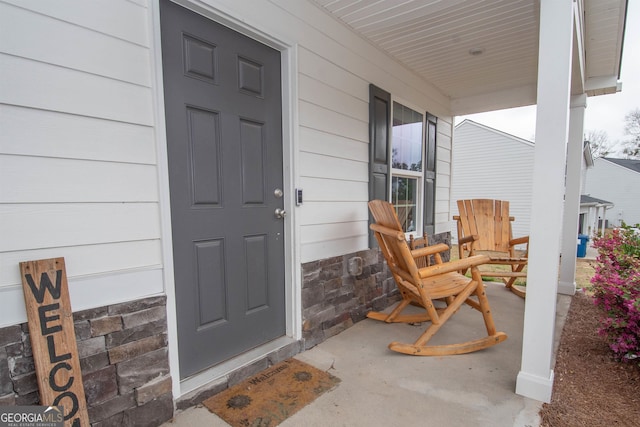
[310,0,627,113]
[583,0,627,95]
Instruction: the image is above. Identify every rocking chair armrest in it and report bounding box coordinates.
[509,236,529,246]
[418,254,490,278]
[458,234,479,245]
[370,223,405,240]
[411,243,450,259]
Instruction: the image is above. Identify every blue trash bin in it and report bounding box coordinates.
[577,234,589,258]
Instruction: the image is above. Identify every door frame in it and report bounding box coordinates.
[149,0,301,399]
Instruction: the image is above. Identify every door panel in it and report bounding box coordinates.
[160,0,285,379]
[195,239,226,327]
[186,107,221,205]
[240,119,266,204]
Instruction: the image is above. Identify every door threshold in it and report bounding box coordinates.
[179,336,297,397]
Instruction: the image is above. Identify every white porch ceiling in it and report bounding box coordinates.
[310,0,627,115]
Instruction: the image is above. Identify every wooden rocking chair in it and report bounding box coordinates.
[454,199,529,298]
[367,200,507,356]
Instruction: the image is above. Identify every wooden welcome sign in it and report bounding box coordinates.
[20,258,90,427]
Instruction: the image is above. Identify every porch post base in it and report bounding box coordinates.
[557,281,576,296]
[516,369,554,403]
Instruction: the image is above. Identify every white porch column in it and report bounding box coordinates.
[558,95,587,295]
[516,0,574,403]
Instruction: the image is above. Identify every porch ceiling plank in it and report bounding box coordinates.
[322,0,362,13]
[388,19,535,66]
[372,2,533,50]
[409,34,537,75]
[349,0,468,34]
[310,0,627,115]
[362,0,516,42]
[342,0,463,28]
[313,0,335,6]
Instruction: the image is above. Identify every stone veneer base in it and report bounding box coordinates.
[0,296,174,426]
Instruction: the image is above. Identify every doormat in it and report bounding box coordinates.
[203,358,340,426]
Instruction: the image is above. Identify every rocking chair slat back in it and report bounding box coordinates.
[455,199,529,297]
[457,199,512,252]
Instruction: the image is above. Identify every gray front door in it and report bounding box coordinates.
[160,0,286,379]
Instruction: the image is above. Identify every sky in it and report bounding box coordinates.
[457,1,639,155]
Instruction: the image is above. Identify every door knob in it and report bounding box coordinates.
[275,208,287,219]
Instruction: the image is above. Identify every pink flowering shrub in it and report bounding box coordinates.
[590,225,640,365]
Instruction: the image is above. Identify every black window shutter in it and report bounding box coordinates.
[369,84,391,247]
[424,113,437,236]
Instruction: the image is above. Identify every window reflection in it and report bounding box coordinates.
[392,103,423,171]
[392,176,417,232]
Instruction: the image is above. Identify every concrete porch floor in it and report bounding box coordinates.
[163,282,572,427]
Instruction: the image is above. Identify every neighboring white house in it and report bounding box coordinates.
[584,158,640,228]
[451,120,535,242]
[0,0,628,420]
[451,119,607,242]
[580,194,614,237]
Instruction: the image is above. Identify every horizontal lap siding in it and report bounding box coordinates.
[451,121,534,242]
[1,3,151,86]
[298,43,381,262]
[584,159,640,227]
[0,0,159,325]
[1,156,159,203]
[0,105,156,164]
[0,241,162,287]
[1,0,149,45]
[1,204,160,252]
[2,55,153,124]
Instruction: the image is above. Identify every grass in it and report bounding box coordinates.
[450,245,528,286]
[575,258,597,291]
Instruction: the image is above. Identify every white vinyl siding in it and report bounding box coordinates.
[584,158,640,227]
[450,120,534,242]
[297,46,370,260]
[0,0,159,326]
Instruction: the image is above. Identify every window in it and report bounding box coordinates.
[369,85,437,245]
[392,102,423,233]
